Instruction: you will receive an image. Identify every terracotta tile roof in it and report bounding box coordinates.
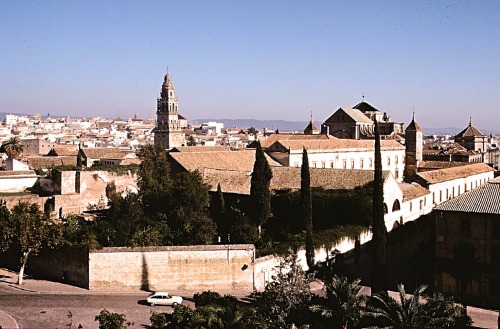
[342,108,374,123]
[27,156,78,169]
[399,182,431,201]
[352,101,380,113]
[169,149,282,173]
[46,146,79,156]
[435,176,500,214]
[271,138,403,152]
[455,123,485,138]
[203,167,389,195]
[0,170,37,177]
[170,146,231,153]
[416,163,493,184]
[81,148,134,159]
[259,133,331,148]
[418,161,469,170]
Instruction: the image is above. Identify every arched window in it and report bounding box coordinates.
[392,200,401,212]
[383,203,388,214]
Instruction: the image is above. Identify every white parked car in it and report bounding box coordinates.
[147,292,183,307]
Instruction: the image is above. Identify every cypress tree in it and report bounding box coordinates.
[250,141,273,237]
[301,148,314,269]
[371,119,388,294]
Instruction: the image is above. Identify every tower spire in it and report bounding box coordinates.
[362,93,365,102]
[469,116,472,126]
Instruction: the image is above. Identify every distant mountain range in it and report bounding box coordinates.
[2,112,499,136]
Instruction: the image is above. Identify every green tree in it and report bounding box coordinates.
[0,200,14,252]
[313,275,365,329]
[250,141,273,237]
[137,144,173,219]
[255,253,313,327]
[210,183,226,234]
[169,170,217,244]
[1,201,62,285]
[301,148,314,269]
[0,136,24,159]
[371,119,388,294]
[364,283,471,329]
[95,309,132,329]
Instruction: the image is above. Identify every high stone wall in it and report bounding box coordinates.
[89,245,256,291]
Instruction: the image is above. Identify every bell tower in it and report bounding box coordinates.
[404,112,423,180]
[154,71,183,149]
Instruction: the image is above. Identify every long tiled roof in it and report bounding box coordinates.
[272,138,404,152]
[81,148,133,159]
[203,167,389,195]
[169,149,282,173]
[170,146,231,153]
[435,176,500,214]
[418,161,468,170]
[259,133,331,148]
[416,163,493,184]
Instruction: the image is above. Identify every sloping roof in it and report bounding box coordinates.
[435,176,500,214]
[27,156,78,169]
[342,108,374,124]
[304,121,319,134]
[258,133,331,149]
[418,161,468,170]
[352,101,380,113]
[406,118,422,132]
[416,163,493,184]
[81,148,133,159]
[203,167,390,195]
[169,149,282,173]
[399,182,431,201]
[324,108,373,125]
[455,123,485,138]
[46,146,79,156]
[270,138,404,152]
[170,146,231,153]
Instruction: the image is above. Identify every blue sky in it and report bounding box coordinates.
[1,1,499,131]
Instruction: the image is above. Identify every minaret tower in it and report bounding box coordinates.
[404,112,423,180]
[154,71,183,149]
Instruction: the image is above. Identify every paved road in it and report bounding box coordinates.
[0,290,194,328]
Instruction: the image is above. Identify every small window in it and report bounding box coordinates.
[395,156,399,164]
[321,162,325,168]
[330,162,334,168]
[369,157,373,168]
[350,160,355,169]
[419,200,423,210]
[360,159,364,169]
[342,160,347,169]
[387,157,391,166]
[409,202,413,212]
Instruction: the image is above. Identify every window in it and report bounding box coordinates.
[321,161,325,168]
[342,160,347,169]
[392,200,401,212]
[369,157,373,168]
[350,160,355,169]
[312,161,317,168]
[419,200,423,210]
[394,170,399,179]
[395,156,399,164]
[387,157,391,166]
[360,159,364,169]
[330,162,334,168]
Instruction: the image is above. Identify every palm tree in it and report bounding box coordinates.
[0,136,24,159]
[314,275,365,329]
[364,283,471,329]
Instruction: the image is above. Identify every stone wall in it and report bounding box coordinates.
[88,245,256,291]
